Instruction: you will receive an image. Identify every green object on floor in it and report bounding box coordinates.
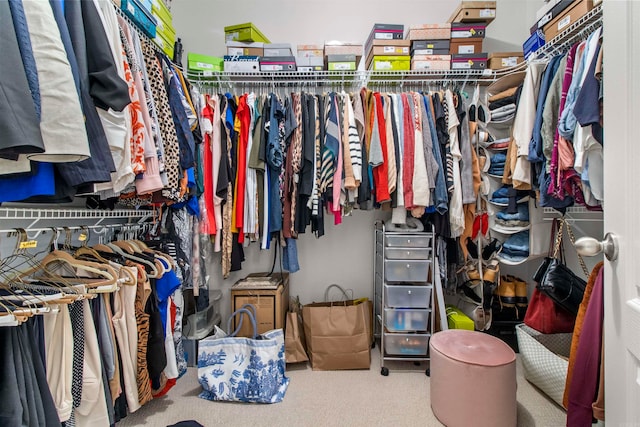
[445,304,475,330]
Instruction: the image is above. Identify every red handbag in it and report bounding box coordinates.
[524,218,576,334]
[524,287,576,334]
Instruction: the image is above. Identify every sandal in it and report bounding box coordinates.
[483,258,500,284]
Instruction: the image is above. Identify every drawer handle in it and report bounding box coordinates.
[406,251,411,256]
[406,264,411,268]
[407,290,412,295]
[407,239,411,244]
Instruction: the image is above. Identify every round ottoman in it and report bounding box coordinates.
[430,329,517,427]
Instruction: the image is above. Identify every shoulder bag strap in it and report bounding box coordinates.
[564,220,591,278]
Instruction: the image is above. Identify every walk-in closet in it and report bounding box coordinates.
[1,0,636,425]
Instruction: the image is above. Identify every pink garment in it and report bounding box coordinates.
[566,267,604,426]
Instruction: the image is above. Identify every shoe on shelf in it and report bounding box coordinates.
[495,275,516,307]
[509,275,529,308]
[472,306,492,331]
[459,282,482,305]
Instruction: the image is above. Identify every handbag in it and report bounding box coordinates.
[536,218,590,316]
[524,288,576,334]
[197,304,290,403]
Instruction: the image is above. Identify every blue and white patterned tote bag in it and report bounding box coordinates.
[197,306,290,403]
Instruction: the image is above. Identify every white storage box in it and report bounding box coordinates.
[384,259,430,282]
[384,284,431,308]
[516,323,572,407]
[384,308,430,332]
[384,333,430,355]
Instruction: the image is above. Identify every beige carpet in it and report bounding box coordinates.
[117,347,566,427]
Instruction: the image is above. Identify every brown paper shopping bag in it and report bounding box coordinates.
[302,299,371,371]
[285,311,308,363]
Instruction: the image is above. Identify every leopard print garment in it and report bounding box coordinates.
[141,40,181,201]
[129,262,153,406]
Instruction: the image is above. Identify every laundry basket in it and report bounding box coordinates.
[515,323,572,408]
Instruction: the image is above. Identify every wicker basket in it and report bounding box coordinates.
[515,323,572,408]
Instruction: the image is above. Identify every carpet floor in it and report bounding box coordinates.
[117,346,566,427]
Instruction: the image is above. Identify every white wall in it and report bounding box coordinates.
[170,0,544,322]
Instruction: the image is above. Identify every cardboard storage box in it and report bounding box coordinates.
[263,43,293,57]
[327,54,357,71]
[411,55,451,71]
[259,56,297,72]
[412,40,450,55]
[488,52,525,69]
[451,23,486,38]
[224,22,270,43]
[121,0,157,39]
[451,53,488,70]
[223,55,260,72]
[449,38,483,54]
[405,23,451,41]
[231,272,289,337]
[296,56,324,67]
[523,29,545,60]
[297,44,324,59]
[543,0,593,42]
[448,1,497,24]
[531,0,574,33]
[188,53,224,73]
[154,30,175,58]
[226,41,264,57]
[324,41,363,56]
[370,55,410,71]
[367,39,410,56]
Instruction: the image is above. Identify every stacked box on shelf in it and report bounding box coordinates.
[364,24,409,71]
[488,52,524,69]
[187,53,224,75]
[324,41,363,70]
[542,0,594,42]
[405,24,451,70]
[226,41,264,57]
[260,43,296,71]
[450,23,485,54]
[451,53,488,70]
[121,0,157,39]
[365,40,410,70]
[297,44,324,72]
[224,55,260,72]
[327,54,357,71]
[224,22,270,43]
[412,55,452,71]
[448,1,497,24]
[151,0,175,57]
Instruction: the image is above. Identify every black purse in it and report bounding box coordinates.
[536,218,589,316]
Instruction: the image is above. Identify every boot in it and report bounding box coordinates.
[495,275,516,307]
[510,275,529,308]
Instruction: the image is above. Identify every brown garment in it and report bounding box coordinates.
[459,148,481,261]
[488,86,518,103]
[563,261,604,409]
[103,293,122,403]
[130,262,153,407]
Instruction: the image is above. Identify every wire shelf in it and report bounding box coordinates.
[530,4,602,60]
[0,208,152,221]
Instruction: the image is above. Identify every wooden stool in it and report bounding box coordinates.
[430,329,517,427]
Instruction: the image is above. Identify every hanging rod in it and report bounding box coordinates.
[0,222,150,240]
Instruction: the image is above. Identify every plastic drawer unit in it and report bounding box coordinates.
[373,220,435,376]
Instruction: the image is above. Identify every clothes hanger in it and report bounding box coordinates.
[106,241,159,278]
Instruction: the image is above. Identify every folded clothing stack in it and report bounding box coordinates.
[487,152,506,176]
[495,204,529,228]
[488,84,522,123]
[490,185,528,207]
[500,230,529,263]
